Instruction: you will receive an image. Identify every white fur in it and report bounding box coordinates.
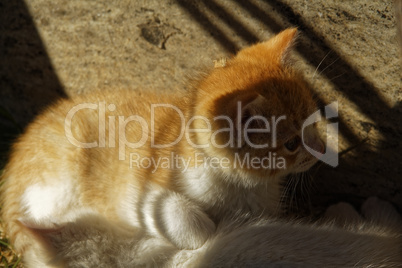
[140,186,167,237]
[117,182,215,249]
[160,192,215,249]
[118,183,140,226]
[21,181,76,221]
[181,167,218,204]
[118,183,166,236]
[181,166,282,220]
[26,206,402,268]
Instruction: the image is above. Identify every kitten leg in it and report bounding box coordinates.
[155,192,216,250]
[361,196,402,229]
[324,202,362,226]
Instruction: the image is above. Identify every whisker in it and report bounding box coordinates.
[328,71,347,82]
[281,177,292,213]
[279,175,293,213]
[317,57,339,78]
[288,174,300,212]
[283,174,298,214]
[312,50,332,79]
[301,172,312,211]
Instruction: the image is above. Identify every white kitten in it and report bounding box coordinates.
[23,197,402,267]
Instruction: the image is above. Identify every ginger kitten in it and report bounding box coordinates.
[1,29,324,266]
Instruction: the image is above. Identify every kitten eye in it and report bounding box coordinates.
[284,136,301,152]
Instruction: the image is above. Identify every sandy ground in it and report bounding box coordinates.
[0,0,401,264]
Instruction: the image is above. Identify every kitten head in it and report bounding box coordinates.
[192,29,324,185]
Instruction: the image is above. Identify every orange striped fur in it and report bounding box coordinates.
[1,28,325,267]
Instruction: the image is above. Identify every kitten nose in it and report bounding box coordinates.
[317,139,325,154]
[305,138,325,154]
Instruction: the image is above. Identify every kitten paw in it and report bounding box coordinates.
[361,196,402,228]
[160,193,216,250]
[324,202,362,226]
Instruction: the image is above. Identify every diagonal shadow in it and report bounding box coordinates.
[0,0,66,164]
[175,0,402,211]
[201,0,260,44]
[175,0,239,53]
[0,0,66,126]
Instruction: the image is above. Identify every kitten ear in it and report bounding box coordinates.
[266,28,298,65]
[236,28,298,66]
[259,28,298,66]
